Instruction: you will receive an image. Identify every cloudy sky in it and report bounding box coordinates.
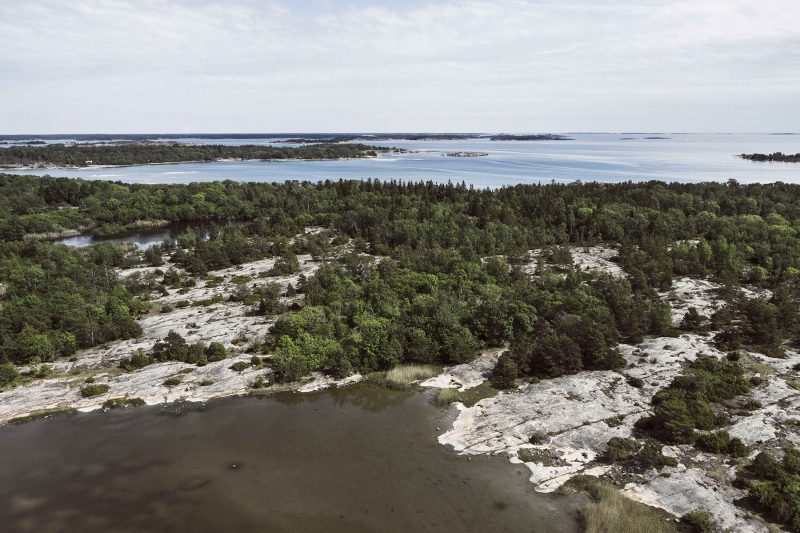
[1,0,798,133]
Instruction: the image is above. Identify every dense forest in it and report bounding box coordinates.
[0,143,385,167]
[2,175,800,382]
[0,176,800,379]
[741,153,800,163]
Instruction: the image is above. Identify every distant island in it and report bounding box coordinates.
[279,134,482,143]
[740,152,800,163]
[0,140,46,145]
[0,143,387,168]
[489,134,573,141]
[443,151,488,157]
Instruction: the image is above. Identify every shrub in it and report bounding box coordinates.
[727,437,748,458]
[80,383,110,397]
[695,431,731,454]
[162,376,183,387]
[248,374,270,389]
[682,509,719,533]
[269,252,300,275]
[0,362,19,387]
[229,361,249,372]
[206,342,227,362]
[102,397,146,409]
[199,379,215,386]
[637,357,749,443]
[120,348,154,371]
[626,375,645,388]
[602,437,640,462]
[434,382,498,407]
[490,352,518,389]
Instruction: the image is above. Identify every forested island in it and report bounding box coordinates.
[0,143,385,168]
[489,134,573,141]
[741,152,800,163]
[4,175,800,531]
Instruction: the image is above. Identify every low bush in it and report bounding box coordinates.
[102,397,146,409]
[681,508,719,533]
[229,361,249,372]
[80,383,110,397]
[162,376,183,387]
[694,430,747,457]
[434,382,498,407]
[0,362,20,388]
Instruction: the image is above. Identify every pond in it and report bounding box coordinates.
[0,385,584,533]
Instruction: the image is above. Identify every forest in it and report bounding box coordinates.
[0,143,385,167]
[1,176,800,380]
[0,175,798,381]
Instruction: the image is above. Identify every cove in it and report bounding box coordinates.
[0,385,584,533]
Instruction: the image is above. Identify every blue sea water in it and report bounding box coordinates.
[3,133,799,186]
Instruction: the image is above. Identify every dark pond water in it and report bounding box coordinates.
[0,386,583,533]
[56,221,236,250]
[56,225,180,249]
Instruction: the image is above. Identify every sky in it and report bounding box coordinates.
[1,0,799,134]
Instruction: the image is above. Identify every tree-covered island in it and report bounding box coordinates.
[0,143,386,168]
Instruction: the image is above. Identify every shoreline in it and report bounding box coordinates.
[0,154,384,171]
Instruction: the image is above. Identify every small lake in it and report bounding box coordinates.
[56,225,181,250]
[55,221,235,250]
[0,386,583,533]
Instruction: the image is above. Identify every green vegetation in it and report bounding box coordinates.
[380,364,440,389]
[3,176,800,397]
[739,448,800,531]
[694,430,748,457]
[0,361,19,388]
[564,476,678,533]
[102,397,146,409]
[149,331,227,365]
[601,437,678,470]
[681,509,720,533]
[229,361,249,372]
[80,383,110,397]
[0,143,384,167]
[119,349,154,371]
[434,382,498,407]
[490,352,518,389]
[8,407,78,424]
[162,376,183,387]
[636,357,750,443]
[741,152,800,163]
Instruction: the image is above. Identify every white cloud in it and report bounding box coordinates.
[0,0,798,132]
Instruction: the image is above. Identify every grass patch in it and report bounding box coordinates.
[563,476,679,533]
[102,397,146,409]
[434,382,498,407]
[9,407,78,424]
[80,383,110,398]
[381,364,440,390]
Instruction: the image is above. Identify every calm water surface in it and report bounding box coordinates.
[0,386,583,533]
[4,133,800,185]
